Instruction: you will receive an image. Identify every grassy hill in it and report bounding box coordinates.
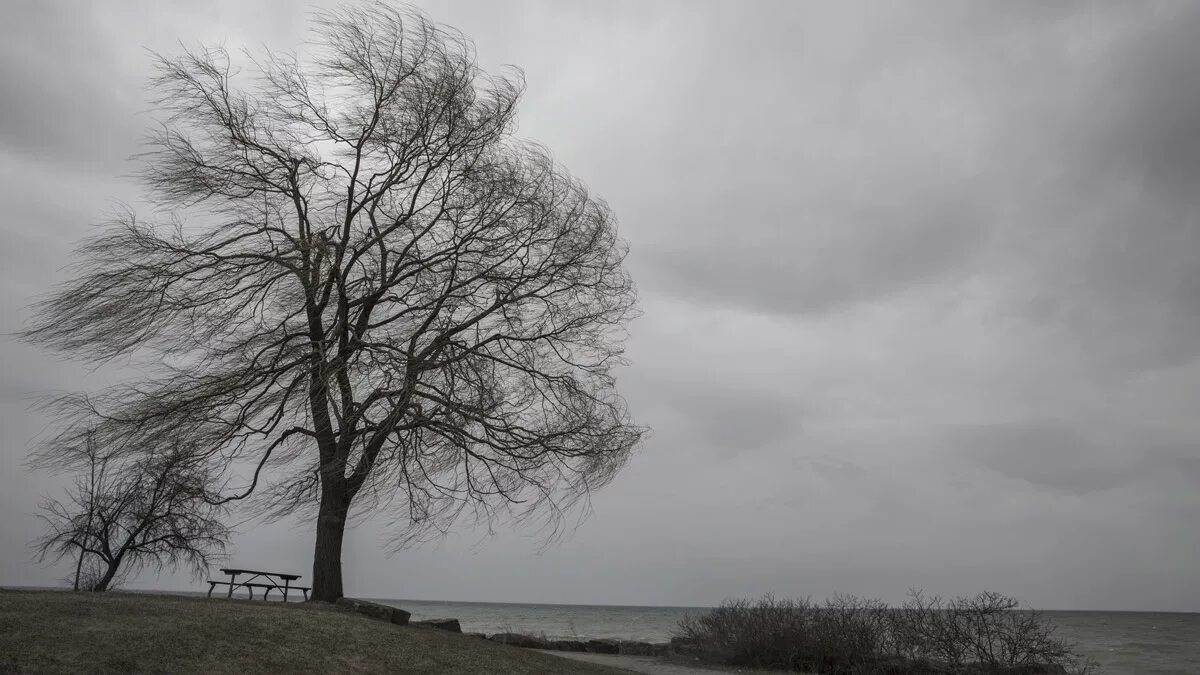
[0,589,630,674]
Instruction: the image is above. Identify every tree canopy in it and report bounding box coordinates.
[25,2,643,600]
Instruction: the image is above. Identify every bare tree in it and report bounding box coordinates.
[35,442,230,592]
[23,2,643,601]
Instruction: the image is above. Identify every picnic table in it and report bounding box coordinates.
[207,568,310,602]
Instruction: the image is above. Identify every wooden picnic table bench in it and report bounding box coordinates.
[207,568,310,602]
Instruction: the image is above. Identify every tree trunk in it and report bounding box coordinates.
[77,438,99,592]
[92,559,120,592]
[73,549,85,592]
[311,490,349,602]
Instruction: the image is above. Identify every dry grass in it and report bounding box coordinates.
[0,589,632,674]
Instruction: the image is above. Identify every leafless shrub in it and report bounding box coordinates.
[676,591,1095,674]
[809,595,895,672]
[892,590,1094,674]
[677,595,816,670]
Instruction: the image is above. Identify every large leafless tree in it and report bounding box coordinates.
[23,3,643,601]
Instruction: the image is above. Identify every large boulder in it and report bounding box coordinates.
[334,597,411,625]
[669,636,699,654]
[585,639,621,654]
[488,633,548,649]
[411,618,462,633]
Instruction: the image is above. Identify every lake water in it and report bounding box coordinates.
[375,599,1200,675]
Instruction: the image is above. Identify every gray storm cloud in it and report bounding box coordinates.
[2,0,1199,611]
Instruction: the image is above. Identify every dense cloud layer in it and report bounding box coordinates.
[2,0,1199,611]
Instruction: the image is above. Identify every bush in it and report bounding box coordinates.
[676,595,813,669]
[892,590,1085,673]
[675,591,1094,674]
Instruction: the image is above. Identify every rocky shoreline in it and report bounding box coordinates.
[333,598,677,656]
[330,599,1073,674]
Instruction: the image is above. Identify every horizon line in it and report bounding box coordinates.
[4,585,1198,615]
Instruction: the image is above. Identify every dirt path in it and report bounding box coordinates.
[535,651,802,675]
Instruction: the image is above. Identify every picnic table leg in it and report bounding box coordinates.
[302,589,308,601]
[227,573,237,598]
[283,579,291,602]
[263,587,272,601]
[207,582,216,598]
[246,585,254,600]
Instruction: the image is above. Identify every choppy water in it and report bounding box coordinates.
[376,599,1200,675]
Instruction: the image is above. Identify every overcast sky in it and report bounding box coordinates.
[2,0,1200,612]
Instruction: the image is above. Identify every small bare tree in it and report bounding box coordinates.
[35,442,230,592]
[23,2,643,601]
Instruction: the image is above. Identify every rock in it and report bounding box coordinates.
[585,639,621,654]
[488,633,548,649]
[334,597,411,625]
[485,632,668,656]
[669,636,699,653]
[411,618,461,633]
[618,641,668,656]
